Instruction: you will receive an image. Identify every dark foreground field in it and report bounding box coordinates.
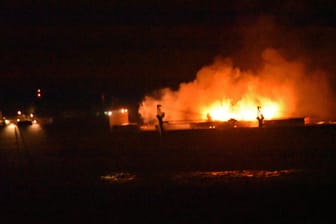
[1,123,336,223]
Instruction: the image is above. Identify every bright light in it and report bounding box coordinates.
[201,99,283,122]
[37,88,42,98]
[108,111,112,116]
[17,111,21,115]
[5,119,10,125]
[17,118,20,122]
[8,123,16,129]
[30,113,34,118]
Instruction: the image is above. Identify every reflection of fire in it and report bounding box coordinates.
[139,48,335,124]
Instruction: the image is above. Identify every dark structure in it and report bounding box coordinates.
[263,117,305,127]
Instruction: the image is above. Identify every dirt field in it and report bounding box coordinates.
[1,124,335,223]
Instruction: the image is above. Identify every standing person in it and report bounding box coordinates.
[156,104,165,136]
[256,106,264,128]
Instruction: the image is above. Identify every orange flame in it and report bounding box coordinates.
[139,48,335,124]
[201,98,281,121]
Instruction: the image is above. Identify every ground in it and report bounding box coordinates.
[1,123,336,223]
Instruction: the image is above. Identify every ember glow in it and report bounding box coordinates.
[139,48,335,124]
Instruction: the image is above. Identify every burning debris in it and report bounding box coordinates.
[139,48,335,128]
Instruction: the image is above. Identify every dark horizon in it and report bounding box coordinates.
[1,1,336,114]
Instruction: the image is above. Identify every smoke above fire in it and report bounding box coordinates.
[139,48,335,124]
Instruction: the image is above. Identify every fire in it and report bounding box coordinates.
[201,102,281,121]
[139,48,335,125]
[202,98,282,121]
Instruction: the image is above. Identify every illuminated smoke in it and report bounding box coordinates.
[139,48,335,124]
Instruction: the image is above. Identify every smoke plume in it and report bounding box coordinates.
[139,48,335,124]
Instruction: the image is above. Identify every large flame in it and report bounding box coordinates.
[202,97,280,121]
[139,48,335,124]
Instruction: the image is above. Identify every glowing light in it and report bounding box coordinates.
[8,123,16,128]
[101,172,136,183]
[37,88,42,98]
[201,99,282,122]
[17,111,21,115]
[173,169,302,184]
[108,111,112,116]
[139,48,333,125]
[261,103,280,119]
[30,113,34,118]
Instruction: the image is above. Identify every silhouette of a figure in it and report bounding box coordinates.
[156,104,165,136]
[206,113,212,122]
[256,106,264,128]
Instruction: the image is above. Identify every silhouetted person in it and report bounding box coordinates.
[256,106,264,128]
[156,104,165,136]
[206,113,212,122]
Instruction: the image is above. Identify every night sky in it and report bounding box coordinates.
[1,0,335,114]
